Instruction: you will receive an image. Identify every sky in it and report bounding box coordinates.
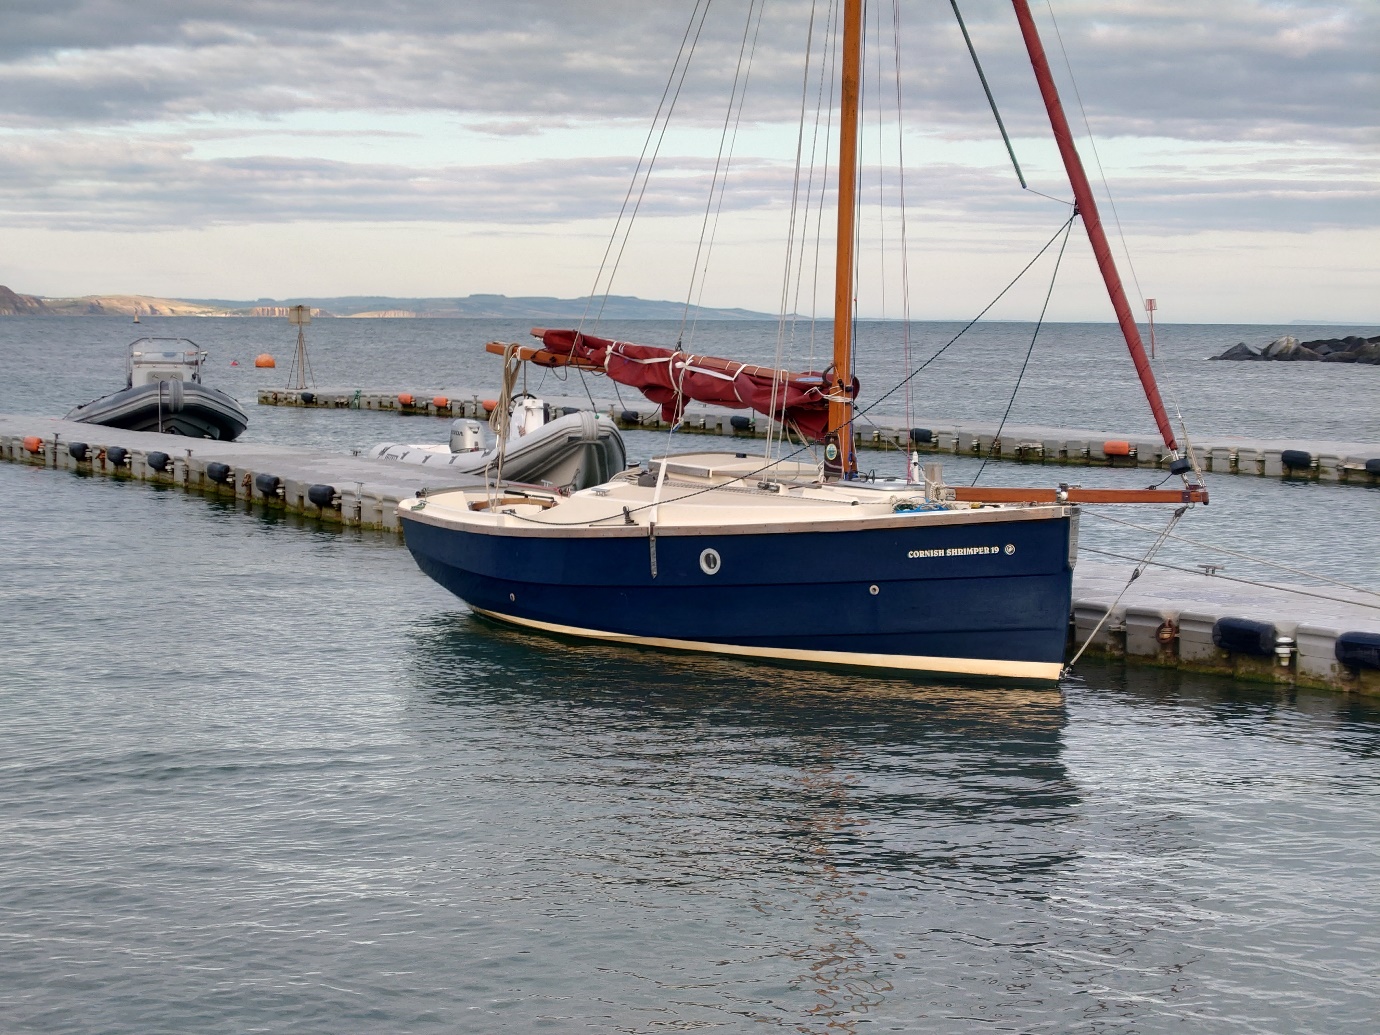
[0,0,1375,322]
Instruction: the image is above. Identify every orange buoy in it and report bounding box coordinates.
[1103,440,1133,457]
[432,395,450,409]
[254,353,275,368]
[22,436,44,453]
[397,392,415,406]
[481,398,498,413]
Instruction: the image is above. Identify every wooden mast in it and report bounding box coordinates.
[829,0,863,478]
[1010,0,1180,455]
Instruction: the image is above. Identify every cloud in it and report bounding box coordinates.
[0,0,1374,313]
[0,1,1372,145]
[0,133,807,230]
[0,129,1371,236]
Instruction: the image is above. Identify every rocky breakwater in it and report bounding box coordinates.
[1212,333,1380,363]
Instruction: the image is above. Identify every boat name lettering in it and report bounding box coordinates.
[907,545,1001,559]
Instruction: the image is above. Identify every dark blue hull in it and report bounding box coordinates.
[401,510,1075,679]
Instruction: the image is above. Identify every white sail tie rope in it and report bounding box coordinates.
[485,342,522,500]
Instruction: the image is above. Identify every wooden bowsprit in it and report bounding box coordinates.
[952,486,1209,505]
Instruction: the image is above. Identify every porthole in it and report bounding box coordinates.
[699,548,722,575]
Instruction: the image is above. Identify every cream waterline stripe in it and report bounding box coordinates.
[469,606,1063,681]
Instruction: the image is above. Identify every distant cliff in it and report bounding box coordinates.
[0,286,50,315]
[42,294,227,317]
[0,287,773,320]
[187,293,773,320]
[0,287,233,316]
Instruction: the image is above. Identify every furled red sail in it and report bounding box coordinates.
[533,328,842,442]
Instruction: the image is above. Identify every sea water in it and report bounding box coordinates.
[2,317,1379,1032]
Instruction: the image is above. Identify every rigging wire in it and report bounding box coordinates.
[511,214,1090,528]
[553,0,713,413]
[581,0,714,332]
[1041,1,1147,322]
[871,0,887,323]
[861,213,1077,421]
[971,214,1075,485]
[679,0,763,349]
[805,0,840,370]
[1082,509,1380,602]
[788,0,838,367]
[686,2,770,361]
[949,0,1026,189]
[1042,1,1212,477]
[846,1,868,442]
[889,0,916,434]
[1064,505,1188,674]
[1081,546,1380,616]
[768,0,824,463]
[946,0,1069,212]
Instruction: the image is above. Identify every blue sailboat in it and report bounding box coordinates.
[398,0,1206,681]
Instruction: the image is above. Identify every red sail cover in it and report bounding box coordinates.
[536,329,838,442]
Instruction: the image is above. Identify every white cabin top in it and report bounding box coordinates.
[125,338,207,387]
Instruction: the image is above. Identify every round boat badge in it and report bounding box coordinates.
[1005,543,1016,555]
[824,442,839,461]
[699,548,722,575]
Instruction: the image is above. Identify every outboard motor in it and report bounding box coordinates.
[509,397,545,439]
[448,419,484,453]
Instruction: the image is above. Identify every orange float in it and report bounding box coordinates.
[432,395,450,409]
[397,393,415,406]
[481,398,499,413]
[254,353,275,368]
[1102,440,1133,457]
[22,436,43,453]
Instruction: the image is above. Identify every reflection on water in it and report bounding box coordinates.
[407,615,1079,1030]
[3,463,1380,1033]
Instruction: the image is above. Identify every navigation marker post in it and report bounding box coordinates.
[286,305,315,391]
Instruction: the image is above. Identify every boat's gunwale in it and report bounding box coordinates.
[400,491,1074,539]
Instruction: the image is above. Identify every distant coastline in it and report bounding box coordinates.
[0,285,771,321]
